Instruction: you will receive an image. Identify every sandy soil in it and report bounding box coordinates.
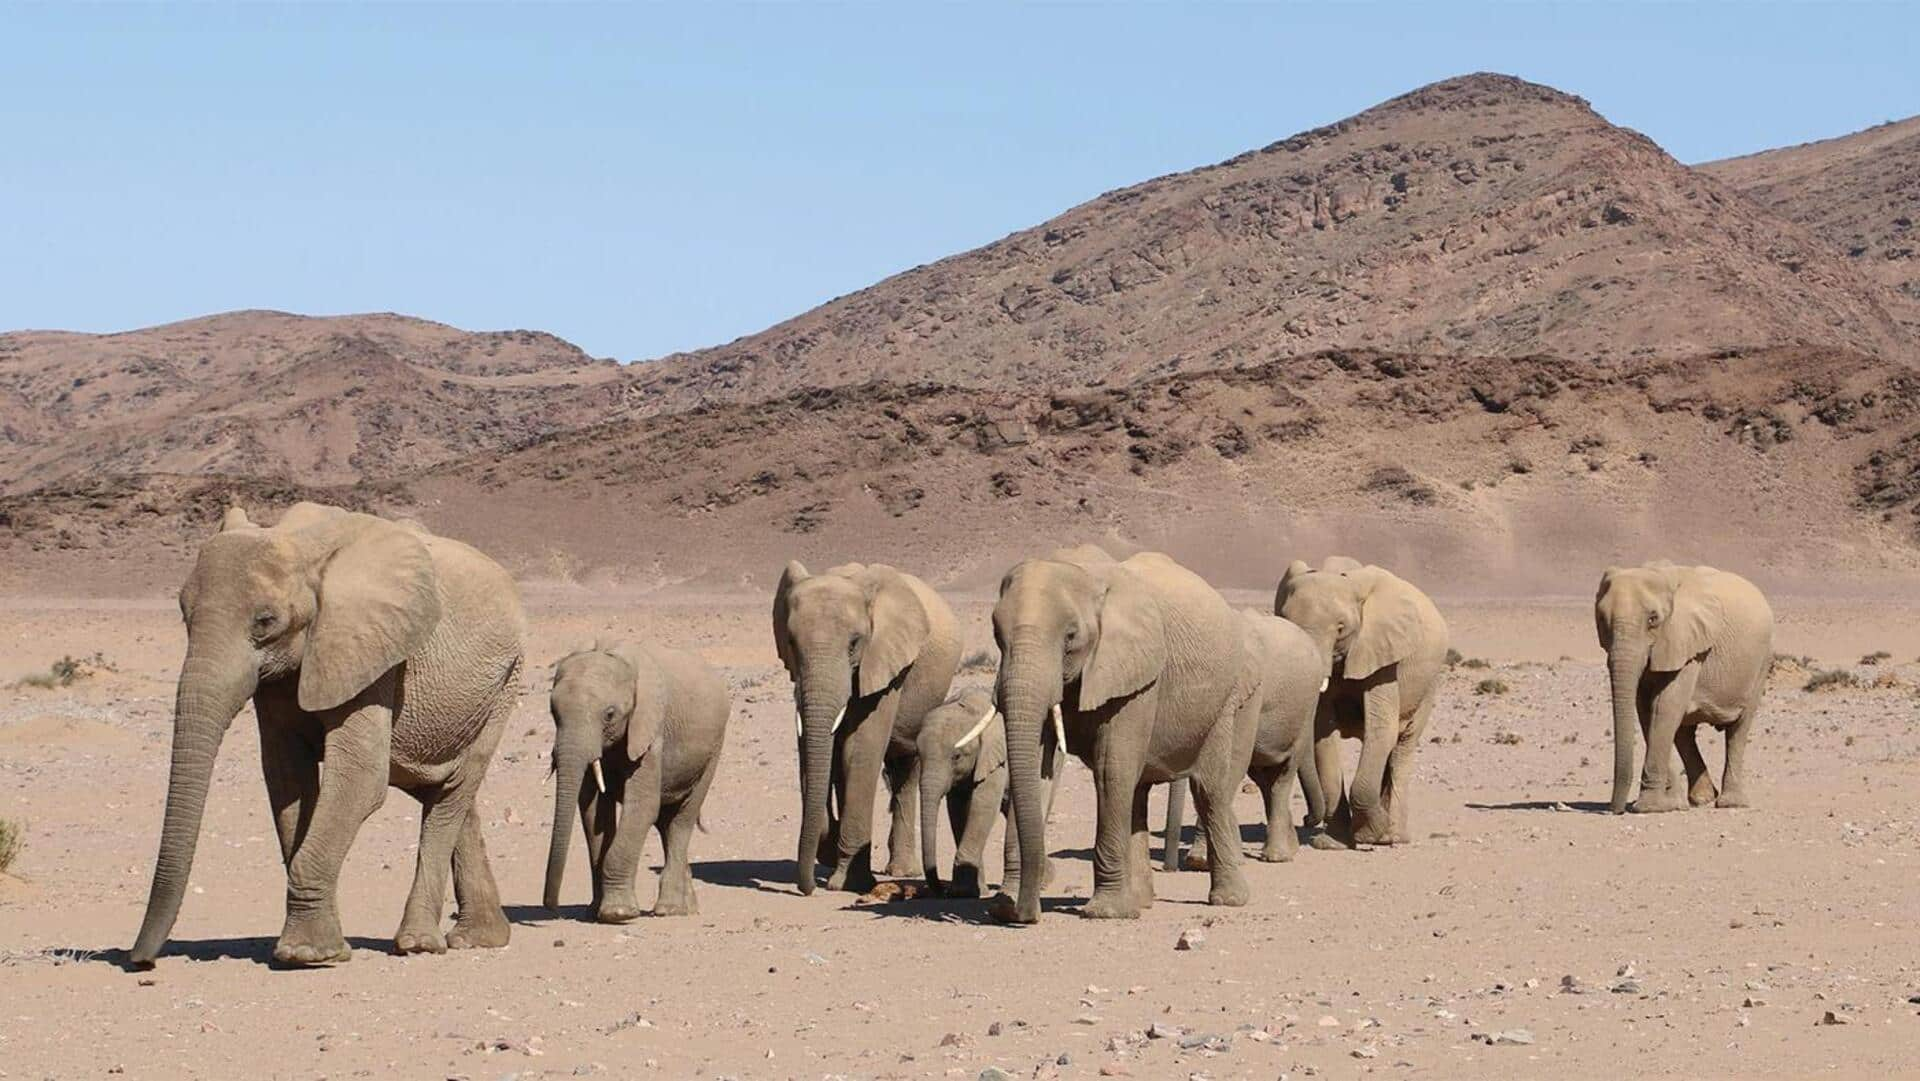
[4,589,1920,1080]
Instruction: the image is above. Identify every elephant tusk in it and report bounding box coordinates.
[590,759,606,795]
[1320,677,1329,693]
[953,707,996,749]
[830,704,847,734]
[1051,703,1067,753]
[794,710,803,739]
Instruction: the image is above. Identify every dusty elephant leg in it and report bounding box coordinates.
[1250,763,1296,862]
[652,804,699,916]
[1081,717,1147,920]
[257,715,318,867]
[1380,697,1432,845]
[1309,702,1349,850]
[1161,780,1186,871]
[601,755,661,922]
[1674,723,1717,806]
[1001,742,1057,898]
[951,777,998,899]
[578,780,617,912]
[448,811,510,949]
[1187,771,1250,907]
[1181,780,1215,871]
[1347,680,1399,846]
[1716,704,1759,809]
[1128,783,1155,908]
[883,753,920,878]
[1632,669,1696,814]
[828,711,888,894]
[395,784,468,954]
[276,703,391,967]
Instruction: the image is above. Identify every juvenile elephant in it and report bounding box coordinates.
[543,641,729,921]
[991,545,1259,924]
[1276,557,1447,848]
[915,689,1008,898]
[1595,562,1772,813]
[1165,609,1328,869]
[773,561,959,894]
[130,503,525,966]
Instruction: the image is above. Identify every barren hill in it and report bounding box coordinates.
[631,74,1912,415]
[1702,115,1920,326]
[0,310,625,493]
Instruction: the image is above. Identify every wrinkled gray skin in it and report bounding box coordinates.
[915,689,1009,898]
[1276,557,1448,849]
[130,503,525,967]
[773,561,959,895]
[1166,609,1328,869]
[1595,563,1772,813]
[991,545,1258,924]
[544,641,729,921]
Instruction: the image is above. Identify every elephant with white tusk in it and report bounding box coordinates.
[772,561,960,895]
[129,503,525,967]
[1595,562,1772,813]
[544,640,729,922]
[1276,557,1448,849]
[1164,609,1328,870]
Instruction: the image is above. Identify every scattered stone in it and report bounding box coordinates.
[979,1068,1014,1081]
[1611,979,1643,995]
[986,1022,1003,1037]
[1819,1011,1850,1026]
[1316,1015,1341,1027]
[1177,1032,1228,1052]
[1617,962,1637,978]
[1099,1067,1130,1078]
[1744,997,1768,1008]
[1176,928,1206,951]
[1147,1023,1183,1040]
[1351,1046,1379,1059]
[940,1032,969,1048]
[1473,1029,1535,1046]
[1074,1014,1101,1025]
[1057,1053,1072,1066]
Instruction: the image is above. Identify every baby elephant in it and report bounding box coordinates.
[544,641,729,922]
[916,689,1009,897]
[1167,610,1328,869]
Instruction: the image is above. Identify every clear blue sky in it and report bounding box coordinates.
[2,3,1914,361]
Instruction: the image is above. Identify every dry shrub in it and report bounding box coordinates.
[0,819,21,874]
[1474,678,1510,696]
[1804,669,1858,693]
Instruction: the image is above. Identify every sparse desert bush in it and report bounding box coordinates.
[1804,669,1859,693]
[1869,671,1903,691]
[957,649,996,674]
[1474,678,1510,696]
[12,652,114,690]
[1770,653,1817,676]
[1460,657,1491,670]
[1491,730,1522,745]
[1860,650,1892,666]
[1445,648,1463,666]
[0,818,21,874]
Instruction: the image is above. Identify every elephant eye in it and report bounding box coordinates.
[602,705,617,724]
[250,610,278,638]
[1647,612,1662,627]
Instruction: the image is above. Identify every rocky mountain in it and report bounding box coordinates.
[630,74,1913,416]
[0,310,625,493]
[1702,115,1920,327]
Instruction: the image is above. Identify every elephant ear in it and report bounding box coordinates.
[275,501,347,532]
[614,645,670,763]
[1079,566,1167,711]
[857,572,930,697]
[1650,569,1726,672]
[298,520,443,712]
[1320,555,1364,575]
[772,560,808,681]
[1594,567,1621,651]
[1274,559,1313,614]
[973,710,1008,784]
[1343,567,1424,681]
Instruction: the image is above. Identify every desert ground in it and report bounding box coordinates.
[4,584,1920,1080]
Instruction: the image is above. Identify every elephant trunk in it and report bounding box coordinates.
[795,657,851,895]
[544,731,599,910]
[997,630,1059,924]
[130,639,258,964]
[1608,629,1646,814]
[919,758,948,891]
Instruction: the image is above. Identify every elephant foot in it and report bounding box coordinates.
[1307,830,1350,851]
[651,890,698,917]
[447,911,511,950]
[946,867,984,899]
[826,862,877,895]
[987,892,1037,925]
[1079,891,1141,920]
[884,856,919,879]
[1688,778,1720,806]
[1207,874,1251,908]
[274,915,351,967]
[1181,849,1212,872]
[1628,789,1687,814]
[1258,844,1295,863]
[1714,788,1752,810]
[394,926,448,956]
[1351,821,1395,847]
[597,892,645,924]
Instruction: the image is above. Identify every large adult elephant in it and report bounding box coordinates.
[772,561,959,895]
[130,503,525,966]
[1595,562,1772,813]
[1165,609,1327,869]
[1275,557,1447,848]
[991,545,1259,924]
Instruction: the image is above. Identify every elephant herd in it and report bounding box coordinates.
[123,503,1776,966]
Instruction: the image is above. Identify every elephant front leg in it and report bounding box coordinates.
[257,714,318,867]
[1347,678,1400,847]
[600,756,661,922]
[1630,668,1697,814]
[277,703,391,966]
[951,776,1000,899]
[828,707,891,893]
[1674,723,1718,806]
[1081,707,1149,920]
[883,752,920,879]
[1308,699,1349,850]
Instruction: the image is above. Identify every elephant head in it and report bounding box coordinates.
[915,689,1004,893]
[771,561,930,895]
[1274,558,1422,683]
[543,645,666,910]
[1594,563,1726,813]
[992,549,1164,923]
[131,503,442,964]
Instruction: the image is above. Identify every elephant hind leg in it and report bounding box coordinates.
[257,714,319,868]
[1716,700,1759,809]
[655,754,722,917]
[448,811,509,949]
[882,753,920,879]
[1674,723,1717,806]
[1249,763,1296,862]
